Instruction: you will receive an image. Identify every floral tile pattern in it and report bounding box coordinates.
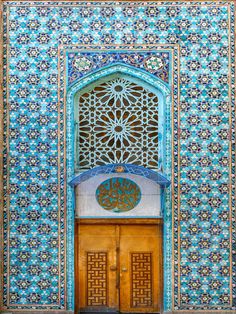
[2,1,235,312]
[68,51,170,84]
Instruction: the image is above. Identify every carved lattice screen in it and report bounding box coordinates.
[75,77,159,171]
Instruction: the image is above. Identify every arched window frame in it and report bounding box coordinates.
[73,72,166,173]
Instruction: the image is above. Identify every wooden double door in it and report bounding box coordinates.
[75,221,163,313]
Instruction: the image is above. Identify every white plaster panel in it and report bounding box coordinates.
[75,173,161,218]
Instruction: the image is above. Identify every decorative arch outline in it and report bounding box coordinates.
[68,62,171,95]
[66,62,172,311]
[69,163,171,187]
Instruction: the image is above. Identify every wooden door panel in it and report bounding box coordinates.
[77,225,118,312]
[87,251,108,306]
[119,225,162,313]
[130,252,153,308]
[75,223,162,313]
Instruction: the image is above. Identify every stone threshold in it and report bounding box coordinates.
[2,311,236,314]
[0,311,73,314]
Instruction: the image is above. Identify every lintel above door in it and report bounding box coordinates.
[76,218,163,225]
[70,164,170,219]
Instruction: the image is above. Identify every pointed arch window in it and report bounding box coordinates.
[74,74,160,172]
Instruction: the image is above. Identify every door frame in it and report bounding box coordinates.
[66,60,173,311]
[77,218,163,225]
[75,218,163,314]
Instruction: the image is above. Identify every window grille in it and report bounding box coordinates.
[75,76,159,171]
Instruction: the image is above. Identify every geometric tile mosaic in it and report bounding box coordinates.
[1,1,235,312]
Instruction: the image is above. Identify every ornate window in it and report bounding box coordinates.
[74,75,159,172]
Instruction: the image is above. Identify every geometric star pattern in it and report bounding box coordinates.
[2,1,235,311]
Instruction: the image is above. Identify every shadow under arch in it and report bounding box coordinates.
[66,62,172,311]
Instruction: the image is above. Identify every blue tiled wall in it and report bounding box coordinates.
[2,1,235,311]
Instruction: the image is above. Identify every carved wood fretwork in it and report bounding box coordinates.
[87,252,108,306]
[131,252,153,308]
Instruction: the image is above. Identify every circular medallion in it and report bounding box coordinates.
[145,56,164,72]
[72,56,93,72]
[96,177,141,212]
